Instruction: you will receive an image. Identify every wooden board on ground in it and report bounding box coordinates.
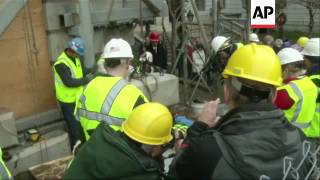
[29,155,73,180]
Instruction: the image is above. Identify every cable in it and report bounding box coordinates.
[23,3,49,164]
[26,0,39,66]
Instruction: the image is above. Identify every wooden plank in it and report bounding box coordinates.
[0,0,56,119]
[29,155,73,180]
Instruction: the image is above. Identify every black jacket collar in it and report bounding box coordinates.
[216,102,289,135]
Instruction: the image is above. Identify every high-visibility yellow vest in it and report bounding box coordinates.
[305,74,320,138]
[277,76,318,137]
[53,52,84,103]
[76,76,148,140]
[0,148,12,180]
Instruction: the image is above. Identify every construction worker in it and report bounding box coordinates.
[249,33,260,43]
[65,103,173,179]
[289,36,308,52]
[210,36,238,72]
[302,38,320,76]
[192,42,205,75]
[0,148,12,180]
[146,31,167,71]
[273,38,284,53]
[262,35,274,48]
[301,38,320,146]
[274,48,317,137]
[53,37,93,147]
[76,38,148,140]
[170,44,309,179]
[211,36,231,54]
[297,36,309,48]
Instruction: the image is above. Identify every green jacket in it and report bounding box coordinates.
[64,123,163,180]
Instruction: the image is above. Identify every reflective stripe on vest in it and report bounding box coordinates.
[101,79,128,114]
[277,77,318,131]
[77,109,122,126]
[80,94,87,109]
[78,79,128,126]
[289,82,303,124]
[286,81,311,129]
[291,122,311,129]
[0,149,11,180]
[0,148,13,180]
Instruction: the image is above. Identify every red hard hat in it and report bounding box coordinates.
[149,32,160,42]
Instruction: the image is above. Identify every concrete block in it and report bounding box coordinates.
[130,73,180,106]
[6,130,71,176]
[0,108,18,148]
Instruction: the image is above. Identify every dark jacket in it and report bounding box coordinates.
[306,65,320,76]
[146,43,167,70]
[64,122,163,180]
[170,102,309,180]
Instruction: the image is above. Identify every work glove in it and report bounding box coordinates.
[84,73,95,83]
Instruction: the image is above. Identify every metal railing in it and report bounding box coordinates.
[260,141,320,180]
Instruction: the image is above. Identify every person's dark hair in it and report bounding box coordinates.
[305,55,320,65]
[104,58,121,68]
[196,43,204,50]
[282,61,305,73]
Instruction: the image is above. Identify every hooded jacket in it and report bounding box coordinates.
[64,123,163,180]
[170,102,310,179]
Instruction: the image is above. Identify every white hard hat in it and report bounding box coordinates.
[277,48,303,65]
[211,36,230,53]
[249,33,260,42]
[301,38,320,57]
[102,38,134,59]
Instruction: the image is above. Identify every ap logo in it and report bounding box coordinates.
[251,0,275,28]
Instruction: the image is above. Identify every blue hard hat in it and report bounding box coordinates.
[68,37,85,56]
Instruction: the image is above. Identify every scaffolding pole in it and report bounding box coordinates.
[212,0,218,36]
[190,0,211,55]
[245,0,251,42]
[181,0,189,104]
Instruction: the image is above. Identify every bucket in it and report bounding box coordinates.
[191,100,205,118]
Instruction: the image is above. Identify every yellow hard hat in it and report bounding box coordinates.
[122,103,173,145]
[223,43,282,87]
[297,36,309,47]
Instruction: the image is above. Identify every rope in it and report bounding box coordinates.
[140,73,159,101]
[22,2,49,165]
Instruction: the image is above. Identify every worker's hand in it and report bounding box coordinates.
[198,99,221,128]
[85,73,95,82]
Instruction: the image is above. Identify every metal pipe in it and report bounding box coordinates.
[212,0,218,36]
[139,0,144,36]
[181,0,189,104]
[245,0,251,42]
[190,0,211,55]
[78,0,95,68]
